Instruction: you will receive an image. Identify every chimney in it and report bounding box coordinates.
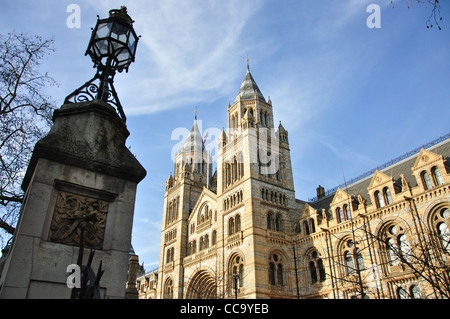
[316,185,325,199]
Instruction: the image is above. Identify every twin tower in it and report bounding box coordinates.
[157,65,302,299]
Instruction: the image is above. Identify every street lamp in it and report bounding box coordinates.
[65,6,139,122]
[232,272,240,299]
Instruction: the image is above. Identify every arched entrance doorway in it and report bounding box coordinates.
[186,270,217,299]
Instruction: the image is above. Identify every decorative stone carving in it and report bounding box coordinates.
[49,191,108,249]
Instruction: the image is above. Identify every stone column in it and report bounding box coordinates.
[0,100,146,299]
[125,255,139,299]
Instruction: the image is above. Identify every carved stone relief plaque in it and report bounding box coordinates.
[49,191,108,249]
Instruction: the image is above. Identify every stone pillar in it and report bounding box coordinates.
[0,100,146,299]
[125,255,139,299]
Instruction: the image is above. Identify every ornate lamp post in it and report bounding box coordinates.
[65,6,139,122]
[232,272,240,299]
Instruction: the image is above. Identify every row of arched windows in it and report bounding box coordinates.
[293,218,316,235]
[421,166,445,190]
[267,212,283,231]
[303,218,316,235]
[230,112,239,129]
[261,188,288,206]
[308,250,326,284]
[165,196,180,226]
[164,228,177,243]
[385,225,412,266]
[223,153,244,188]
[268,253,284,286]
[302,205,450,288]
[187,230,218,255]
[259,110,270,127]
[372,166,445,210]
[397,285,422,299]
[374,187,393,209]
[228,252,286,292]
[224,189,243,210]
[198,204,212,224]
[335,204,353,223]
[342,239,365,275]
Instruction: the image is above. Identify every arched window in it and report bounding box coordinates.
[421,171,433,190]
[230,254,244,289]
[308,250,326,284]
[268,253,284,286]
[387,238,399,266]
[385,225,411,266]
[238,152,244,178]
[309,261,317,284]
[310,218,315,233]
[397,287,409,299]
[267,213,274,230]
[166,247,174,263]
[344,204,351,220]
[212,230,217,245]
[275,214,282,231]
[317,259,326,282]
[431,207,450,253]
[399,234,412,262]
[277,264,284,286]
[235,214,241,232]
[342,239,363,275]
[383,187,393,205]
[432,167,445,186]
[375,191,385,209]
[304,220,310,235]
[204,234,209,249]
[438,222,450,253]
[228,217,235,236]
[356,248,365,271]
[410,285,422,299]
[344,251,355,275]
[164,278,174,299]
[269,262,276,285]
[336,207,344,223]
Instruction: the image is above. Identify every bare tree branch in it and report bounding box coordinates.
[0,31,57,240]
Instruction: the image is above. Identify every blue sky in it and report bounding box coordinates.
[2,0,449,269]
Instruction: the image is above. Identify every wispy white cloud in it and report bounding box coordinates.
[87,0,266,115]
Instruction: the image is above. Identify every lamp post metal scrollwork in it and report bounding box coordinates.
[64,6,139,123]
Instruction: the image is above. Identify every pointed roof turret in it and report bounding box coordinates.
[278,121,286,133]
[182,118,205,153]
[235,64,265,103]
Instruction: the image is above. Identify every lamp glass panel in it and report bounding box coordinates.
[95,22,112,39]
[128,32,137,54]
[96,39,110,56]
[111,22,129,42]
